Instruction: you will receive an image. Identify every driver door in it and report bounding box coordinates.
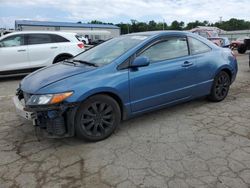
[129,36,197,112]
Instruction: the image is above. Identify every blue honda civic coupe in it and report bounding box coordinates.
[14,31,237,141]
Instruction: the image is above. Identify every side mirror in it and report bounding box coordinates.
[131,56,150,68]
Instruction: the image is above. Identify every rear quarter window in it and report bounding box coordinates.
[188,37,211,55]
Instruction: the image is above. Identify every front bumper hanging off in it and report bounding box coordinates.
[13,95,78,138]
[13,96,37,122]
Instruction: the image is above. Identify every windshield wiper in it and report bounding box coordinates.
[73,59,99,67]
[63,59,77,65]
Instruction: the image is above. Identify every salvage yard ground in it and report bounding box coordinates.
[0,53,250,188]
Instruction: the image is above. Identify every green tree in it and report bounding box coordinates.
[185,20,209,30]
[87,18,250,34]
[148,20,157,31]
[214,18,250,31]
[116,23,131,34]
[89,20,104,24]
[170,20,184,30]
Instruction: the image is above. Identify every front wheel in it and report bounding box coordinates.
[208,71,231,102]
[75,95,121,141]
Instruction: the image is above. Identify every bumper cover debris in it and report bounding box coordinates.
[13,94,78,138]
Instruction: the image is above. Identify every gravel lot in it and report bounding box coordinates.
[0,53,250,188]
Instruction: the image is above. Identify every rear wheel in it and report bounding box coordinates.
[75,95,121,141]
[208,71,231,102]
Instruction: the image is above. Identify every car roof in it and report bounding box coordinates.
[2,31,77,37]
[124,30,219,49]
[125,30,210,44]
[127,30,191,37]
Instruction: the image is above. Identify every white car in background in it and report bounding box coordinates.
[76,35,89,45]
[0,31,85,77]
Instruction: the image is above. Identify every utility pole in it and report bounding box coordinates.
[163,19,165,30]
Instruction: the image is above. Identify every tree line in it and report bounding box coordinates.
[85,18,250,34]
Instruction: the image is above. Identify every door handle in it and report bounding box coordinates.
[182,61,193,67]
[50,46,58,49]
[17,49,26,52]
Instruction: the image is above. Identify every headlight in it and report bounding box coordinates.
[26,91,73,106]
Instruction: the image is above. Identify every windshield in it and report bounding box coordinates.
[74,35,148,66]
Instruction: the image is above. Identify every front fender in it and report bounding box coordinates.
[73,87,131,120]
[75,87,124,103]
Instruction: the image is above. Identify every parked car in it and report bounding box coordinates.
[237,38,250,54]
[75,35,89,44]
[190,26,220,38]
[0,31,85,77]
[190,27,230,48]
[13,31,238,141]
[208,37,230,48]
[230,36,250,53]
[230,37,245,49]
[0,29,14,37]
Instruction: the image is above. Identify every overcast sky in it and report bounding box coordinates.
[0,0,249,29]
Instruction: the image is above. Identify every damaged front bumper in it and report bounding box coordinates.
[13,95,79,138]
[13,96,37,122]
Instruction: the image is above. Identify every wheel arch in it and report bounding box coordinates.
[214,65,233,82]
[76,89,128,120]
[53,53,73,64]
[221,68,232,81]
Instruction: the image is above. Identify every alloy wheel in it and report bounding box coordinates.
[214,73,230,99]
[80,101,114,137]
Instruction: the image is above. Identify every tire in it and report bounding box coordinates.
[208,71,231,102]
[75,94,121,142]
[237,44,247,54]
[53,55,72,63]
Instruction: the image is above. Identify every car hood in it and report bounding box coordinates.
[20,63,95,94]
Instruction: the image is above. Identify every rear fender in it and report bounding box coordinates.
[214,65,235,83]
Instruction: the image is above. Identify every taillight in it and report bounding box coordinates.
[77,43,84,49]
[231,51,236,57]
[231,50,237,61]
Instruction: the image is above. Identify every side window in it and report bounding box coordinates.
[50,34,69,43]
[0,35,24,47]
[189,37,211,55]
[27,34,52,45]
[139,37,189,62]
